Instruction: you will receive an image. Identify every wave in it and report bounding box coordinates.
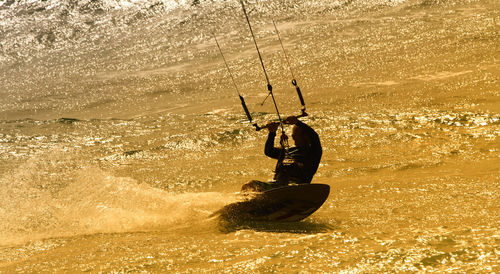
[0,0,484,119]
[0,0,428,64]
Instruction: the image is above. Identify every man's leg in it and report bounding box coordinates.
[241,180,264,192]
[241,180,281,192]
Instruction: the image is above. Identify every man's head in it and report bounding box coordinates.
[292,125,310,147]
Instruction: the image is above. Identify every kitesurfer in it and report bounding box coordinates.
[241,115,322,192]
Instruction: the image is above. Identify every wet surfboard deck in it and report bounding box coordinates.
[215,184,330,222]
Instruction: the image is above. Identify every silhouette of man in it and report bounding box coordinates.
[241,115,322,192]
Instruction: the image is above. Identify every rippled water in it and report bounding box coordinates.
[1,0,499,272]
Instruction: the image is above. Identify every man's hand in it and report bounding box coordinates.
[266,122,279,133]
[284,116,299,125]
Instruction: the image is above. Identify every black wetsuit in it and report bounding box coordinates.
[265,121,322,186]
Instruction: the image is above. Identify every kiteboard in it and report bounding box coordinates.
[214,184,330,222]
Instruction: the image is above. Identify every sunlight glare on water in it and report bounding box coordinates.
[0,0,498,272]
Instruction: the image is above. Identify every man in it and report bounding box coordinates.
[241,115,322,192]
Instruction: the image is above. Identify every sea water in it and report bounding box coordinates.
[0,0,498,272]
